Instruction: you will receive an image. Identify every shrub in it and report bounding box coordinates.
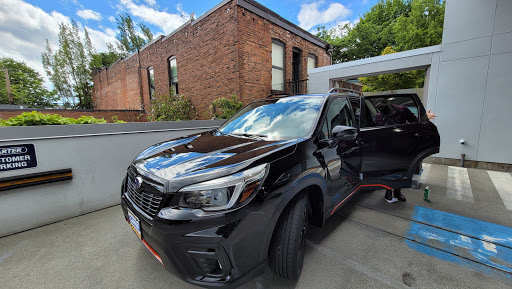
[149,93,194,121]
[209,95,244,119]
[111,116,126,123]
[0,111,107,126]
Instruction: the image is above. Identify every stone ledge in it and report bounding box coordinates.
[424,156,512,172]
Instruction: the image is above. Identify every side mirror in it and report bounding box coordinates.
[329,125,357,148]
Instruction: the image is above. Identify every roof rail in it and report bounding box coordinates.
[328,87,362,95]
[266,92,289,98]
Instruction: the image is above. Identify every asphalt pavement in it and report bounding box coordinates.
[1,164,511,288]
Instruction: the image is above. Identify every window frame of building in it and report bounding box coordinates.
[271,39,285,92]
[307,54,317,73]
[147,66,155,99]
[168,56,178,95]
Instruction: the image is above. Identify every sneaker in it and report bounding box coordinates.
[384,190,398,203]
[394,189,406,202]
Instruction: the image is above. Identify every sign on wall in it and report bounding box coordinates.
[0,144,37,172]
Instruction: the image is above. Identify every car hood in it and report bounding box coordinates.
[132,131,298,185]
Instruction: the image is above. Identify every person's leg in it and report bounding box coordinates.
[384,189,397,203]
[393,188,406,202]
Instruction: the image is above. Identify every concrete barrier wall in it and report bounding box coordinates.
[0,120,224,237]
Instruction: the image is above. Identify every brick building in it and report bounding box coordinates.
[92,0,332,118]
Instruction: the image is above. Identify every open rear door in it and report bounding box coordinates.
[358,94,440,181]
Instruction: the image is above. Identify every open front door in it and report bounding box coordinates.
[314,97,362,211]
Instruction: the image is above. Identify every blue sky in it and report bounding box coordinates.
[0,0,378,86]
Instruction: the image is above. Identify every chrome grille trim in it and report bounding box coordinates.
[125,176,163,220]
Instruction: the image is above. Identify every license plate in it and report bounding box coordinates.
[128,209,141,240]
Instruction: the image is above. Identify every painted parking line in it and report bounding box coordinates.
[405,206,512,282]
[488,171,512,211]
[446,166,474,202]
[411,206,512,248]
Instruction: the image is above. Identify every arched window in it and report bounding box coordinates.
[168,56,178,94]
[147,67,155,99]
[272,39,285,91]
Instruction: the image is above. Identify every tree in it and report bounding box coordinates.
[393,0,445,51]
[0,58,58,107]
[359,47,425,91]
[317,0,445,64]
[116,13,153,54]
[42,21,96,109]
[90,44,124,69]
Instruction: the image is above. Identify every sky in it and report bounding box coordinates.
[0,0,378,87]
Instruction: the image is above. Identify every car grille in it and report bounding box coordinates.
[125,176,163,220]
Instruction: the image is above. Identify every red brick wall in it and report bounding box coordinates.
[236,6,331,102]
[92,0,331,118]
[0,110,145,123]
[93,0,240,118]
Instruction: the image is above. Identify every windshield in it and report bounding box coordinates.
[218,96,324,140]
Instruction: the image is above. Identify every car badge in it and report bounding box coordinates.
[134,176,143,189]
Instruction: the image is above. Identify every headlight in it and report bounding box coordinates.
[178,164,267,211]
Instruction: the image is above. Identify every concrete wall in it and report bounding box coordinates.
[308,0,512,165]
[430,0,512,164]
[0,120,224,237]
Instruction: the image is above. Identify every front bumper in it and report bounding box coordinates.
[121,193,269,288]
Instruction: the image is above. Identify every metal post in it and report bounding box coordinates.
[4,68,13,104]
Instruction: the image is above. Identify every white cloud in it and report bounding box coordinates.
[108,15,116,23]
[0,0,118,88]
[77,9,102,21]
[142,0,156,6]
[298,1,351,31]
[120,0,187,34]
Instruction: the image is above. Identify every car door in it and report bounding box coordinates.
[314,97,362,210]
[358,94,432,179]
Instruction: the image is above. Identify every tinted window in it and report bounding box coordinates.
[219,97,324,140]
[363,95,419,127]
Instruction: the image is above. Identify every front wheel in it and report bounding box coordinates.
[269,194,310,279]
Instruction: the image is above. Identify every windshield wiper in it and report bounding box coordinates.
[231,133,267,140]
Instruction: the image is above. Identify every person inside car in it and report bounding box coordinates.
[374,98,418,126]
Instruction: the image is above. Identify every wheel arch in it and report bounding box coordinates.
[259,174,327,261]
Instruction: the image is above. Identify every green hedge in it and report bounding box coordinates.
[0,111,126,126]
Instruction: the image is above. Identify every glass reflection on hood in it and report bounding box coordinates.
[218,96,324,140]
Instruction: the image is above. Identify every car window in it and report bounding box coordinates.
[324,98,353,138]
[319,119,329,140]
[218,96,324,140]
[363,95,419,127]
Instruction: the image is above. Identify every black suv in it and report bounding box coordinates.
[121,90,439,288]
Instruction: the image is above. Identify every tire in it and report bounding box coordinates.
[269,193,311,279]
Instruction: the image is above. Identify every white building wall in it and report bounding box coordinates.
[436,0,512,163]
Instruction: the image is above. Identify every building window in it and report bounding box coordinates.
[307,54,317,73]
[272,40,285,91]
[168,56,178,94]
[147,67,155,99]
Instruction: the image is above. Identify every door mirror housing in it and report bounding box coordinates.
[329,125,357,148]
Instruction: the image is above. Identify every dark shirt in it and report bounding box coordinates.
[375,104,417,126]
